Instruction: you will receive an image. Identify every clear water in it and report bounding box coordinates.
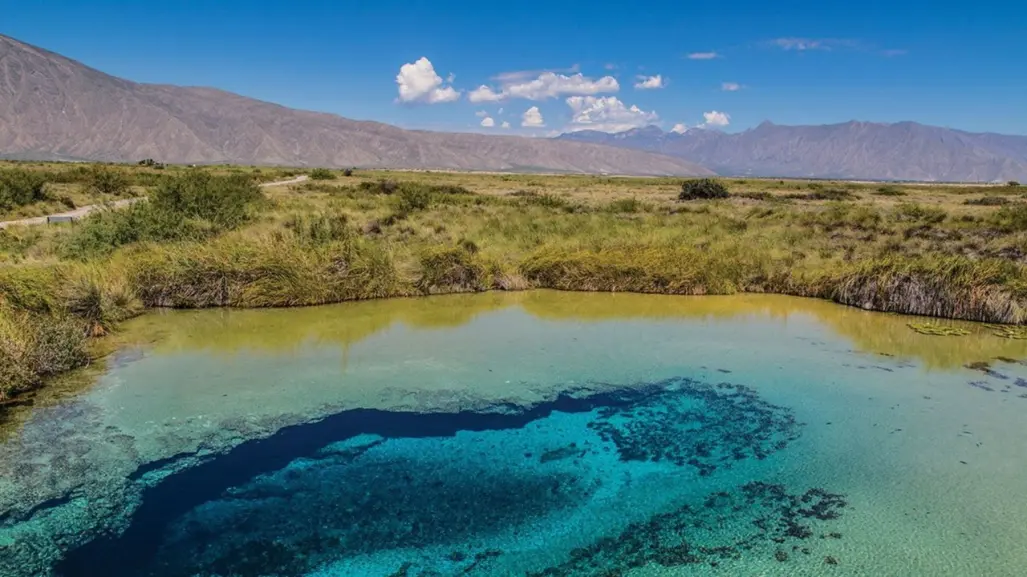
[2,291,1027,576]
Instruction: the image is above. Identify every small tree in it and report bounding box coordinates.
[1009,181,1022,187]
[679,178,729,200]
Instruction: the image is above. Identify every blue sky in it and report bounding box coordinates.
[4,0,1026,135]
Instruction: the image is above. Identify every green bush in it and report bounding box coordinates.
[150,172,262,229]
[60,173,264,260]
[343,168,354,177]
[1009,181,1021,187]
[0,168,49,210]
[309,168,335,180]
[396,186,432,213]
[873,186,906,197]
[964,196,1011,206]
[679,179,729,201]
[86,164,130,195]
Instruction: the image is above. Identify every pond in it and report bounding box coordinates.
[2,291,1027,576]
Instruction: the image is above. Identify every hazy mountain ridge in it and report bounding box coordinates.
[559,121,1027,182]
[0,34,711,176]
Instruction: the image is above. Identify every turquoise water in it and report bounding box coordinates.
[2,291,1027,576]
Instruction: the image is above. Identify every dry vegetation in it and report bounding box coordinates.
[3,160,1027,402]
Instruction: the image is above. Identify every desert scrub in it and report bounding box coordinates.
[60,172,265,259]
[520,243,762,294]
[0,308,89,401]
[125,235,404,308]
[679,179,729,201]
[416,244,495,294]
[811,256,1027,324]
[308,168,336,180]
[63,270,142,336]
[0,168,49,210]
[85,164,130,195]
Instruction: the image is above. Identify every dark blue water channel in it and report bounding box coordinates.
[52,376,819,577]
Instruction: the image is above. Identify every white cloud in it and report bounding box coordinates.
[671,123,689,134]
[497,107,504,114]
[634,74,665,89]
[771,38,825,51]
[480,116,495,128]
[469,71,620,103]
[521,106,545,127]
[501,121,511,129]
[565,96,658,133]
[604,63,618,70]
[721,82,741,91]
[475,110,489,118]
[505,72,619,100]
[395,57,460,103]
[468,85,505,103]
[687,52,719,60]
[701,110,730,127]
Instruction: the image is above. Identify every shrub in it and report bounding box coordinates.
[964,196,1011,206]
[0,309,89,400]
[990,204,1027,232]
[679,179,728,201]
[873,186,906,197]
[150,172,262,229]
[343,168,354,177]
[359,179,399,194]
[605,198,647,213]
[284,212,352,246]
[416,245,488,293]
[0,168,49,210]
[86,164,130,195]
[785,188,857,201]
[63,273,142,336]
[60,173,263,260]
[396,185,432,213]
[1009,181,1021,187]
[893,203,947,225]
[309,168,335,180]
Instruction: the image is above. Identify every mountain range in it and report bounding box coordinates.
[0,34,709,176]
[3,32,1026,182]
[558,123,1027,182]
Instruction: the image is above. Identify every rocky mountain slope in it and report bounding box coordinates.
[559,122,1027,182]
[0,35,710,176]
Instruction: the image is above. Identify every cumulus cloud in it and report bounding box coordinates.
[634,75,665,89]
[501,121,511,129]
[701,111,730,127]
[505,72,619,100]
[521,106,545,127]
[671,123,689,134]
[475,110,489,118]
[565,96,658,133]
[395,57,460,103]
[468,71,619,103]
[468,85,505,103]
[480,116,495,128]
[687,52,719,60]
[721,82,741,91]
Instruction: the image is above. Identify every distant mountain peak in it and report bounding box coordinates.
[558,118,1027,181]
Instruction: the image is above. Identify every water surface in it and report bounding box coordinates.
[2,291,1027,576]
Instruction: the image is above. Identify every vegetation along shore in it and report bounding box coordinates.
[2,160,1027,405]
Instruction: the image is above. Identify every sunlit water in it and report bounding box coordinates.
[2,291,1027,576]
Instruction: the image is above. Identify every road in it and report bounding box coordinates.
[0,174,309,229]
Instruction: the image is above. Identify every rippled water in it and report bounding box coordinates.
[2,291,1027,576]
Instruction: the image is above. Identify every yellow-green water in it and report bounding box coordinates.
[1,291,1026,576]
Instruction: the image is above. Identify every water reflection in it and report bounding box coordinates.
[125,290,1027,370]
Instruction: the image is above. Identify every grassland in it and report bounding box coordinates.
[2,159,1027,404]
